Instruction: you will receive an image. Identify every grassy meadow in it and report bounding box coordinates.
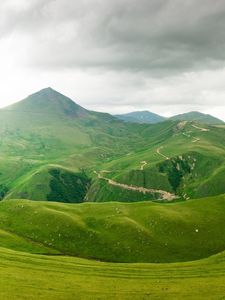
[0,246,225,300]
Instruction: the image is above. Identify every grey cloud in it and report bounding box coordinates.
[1,0,225,75]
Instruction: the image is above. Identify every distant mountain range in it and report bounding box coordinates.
[114,110,224,125]
[115,111,166,124]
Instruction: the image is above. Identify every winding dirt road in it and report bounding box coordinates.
[140,161,147,170]
[191,124,209,132]
[192,137,200,143]
[156,147,170,160]
[94,171,177,201]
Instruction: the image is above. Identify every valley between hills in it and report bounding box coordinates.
[0,87,225,299]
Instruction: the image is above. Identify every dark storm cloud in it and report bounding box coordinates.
[2,0,225,75]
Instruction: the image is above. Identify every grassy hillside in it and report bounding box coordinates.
[169,111,224,124]
[90,121,225,202]
[5,165,91,203]
[0,246,225,300]
[0,195,225,263]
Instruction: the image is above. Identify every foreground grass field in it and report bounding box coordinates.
[0,247,225,300]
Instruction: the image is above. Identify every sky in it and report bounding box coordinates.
[0,0,225,120]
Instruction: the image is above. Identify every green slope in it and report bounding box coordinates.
[90,121,225,202]
[1,194,225,263]
[0,246,225,300]
[169,111,224,125]
[5,165,91,203]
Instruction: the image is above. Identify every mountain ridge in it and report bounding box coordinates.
[115,110,224,125]
[169,111,224,125]
[115,110,166,124]
[3,88,224,124]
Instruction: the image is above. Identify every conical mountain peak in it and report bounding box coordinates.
[4,88,88,118]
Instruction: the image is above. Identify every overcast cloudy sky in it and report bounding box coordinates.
[0,0,225,120]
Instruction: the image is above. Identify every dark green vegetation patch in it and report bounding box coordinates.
[47,168,91,203]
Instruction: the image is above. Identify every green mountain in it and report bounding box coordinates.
[0,88,224,204]
[88,120,225,202]
[4,87,88,117]
[115,110,166,123]
[169,111,224,124]
[0,88,160,202]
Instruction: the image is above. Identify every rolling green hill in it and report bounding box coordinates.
[4,165,91,203]
[0,246,225,300]
[169,111,224,125]
[1,195,225,263]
